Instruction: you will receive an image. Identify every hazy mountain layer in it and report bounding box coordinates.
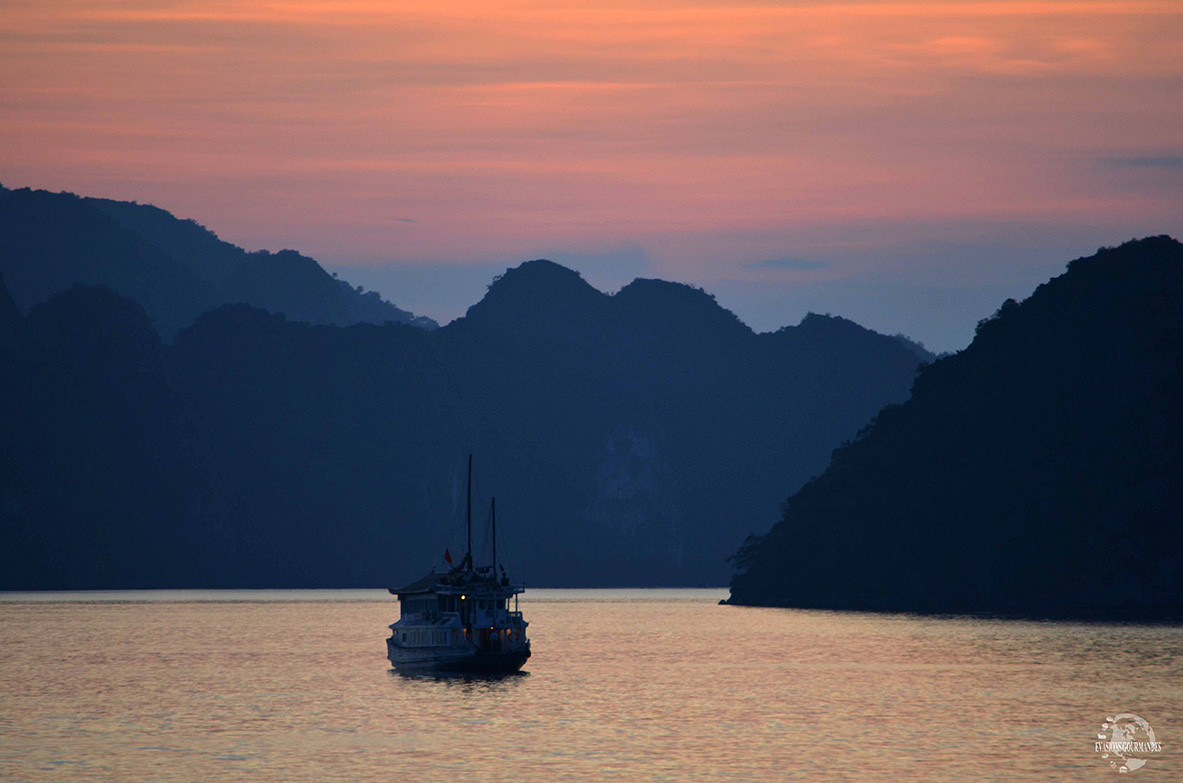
[0,184,436,337]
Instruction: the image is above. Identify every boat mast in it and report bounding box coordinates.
[492,497,499,636]
[466,454,473,572]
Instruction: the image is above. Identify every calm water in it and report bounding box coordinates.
[1,590,1180,782]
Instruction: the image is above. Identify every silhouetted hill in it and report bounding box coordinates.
[166,305,454,586]
[0,249,925,588]
[0,184,436,337]
[0,186,220,337]
[890,332,938,363]
[463,259,608,340]
[91,196,436,330]
[1,285,199,588]
[87,198,248,283]
[465,263,754,351]
[425,264,924,585]
[614,278,750,340]
[728,237,1183,618]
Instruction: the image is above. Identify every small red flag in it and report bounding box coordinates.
[444,548,453,565]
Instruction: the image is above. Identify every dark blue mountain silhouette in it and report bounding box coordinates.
[0,265,19,344]
[728,236,1183,619]
[0,184,435,338]
[0,238,926,588]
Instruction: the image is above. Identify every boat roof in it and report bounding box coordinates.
[389,567,524,598]
[389,571,443,596]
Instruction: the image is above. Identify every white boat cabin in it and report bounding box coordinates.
[390,568,528,654]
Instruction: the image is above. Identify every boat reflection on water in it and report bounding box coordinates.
[390,668,531,684]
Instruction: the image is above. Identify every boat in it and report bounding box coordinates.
[386,456,531,674]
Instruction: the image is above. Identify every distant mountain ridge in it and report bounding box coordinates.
[0,242,926,588]
[465,259,768,348]
[728,236,1183,618]
[0,183,436,337]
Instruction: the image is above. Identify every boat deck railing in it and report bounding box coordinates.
[401,609,462,624]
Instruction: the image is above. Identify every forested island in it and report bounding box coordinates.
[727,237,1183,619]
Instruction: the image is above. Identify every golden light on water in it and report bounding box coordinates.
[1,592,1180,781]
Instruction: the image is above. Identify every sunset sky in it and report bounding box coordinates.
[2,0,1181,350]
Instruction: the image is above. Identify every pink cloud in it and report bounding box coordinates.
[0,0,1179,284]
